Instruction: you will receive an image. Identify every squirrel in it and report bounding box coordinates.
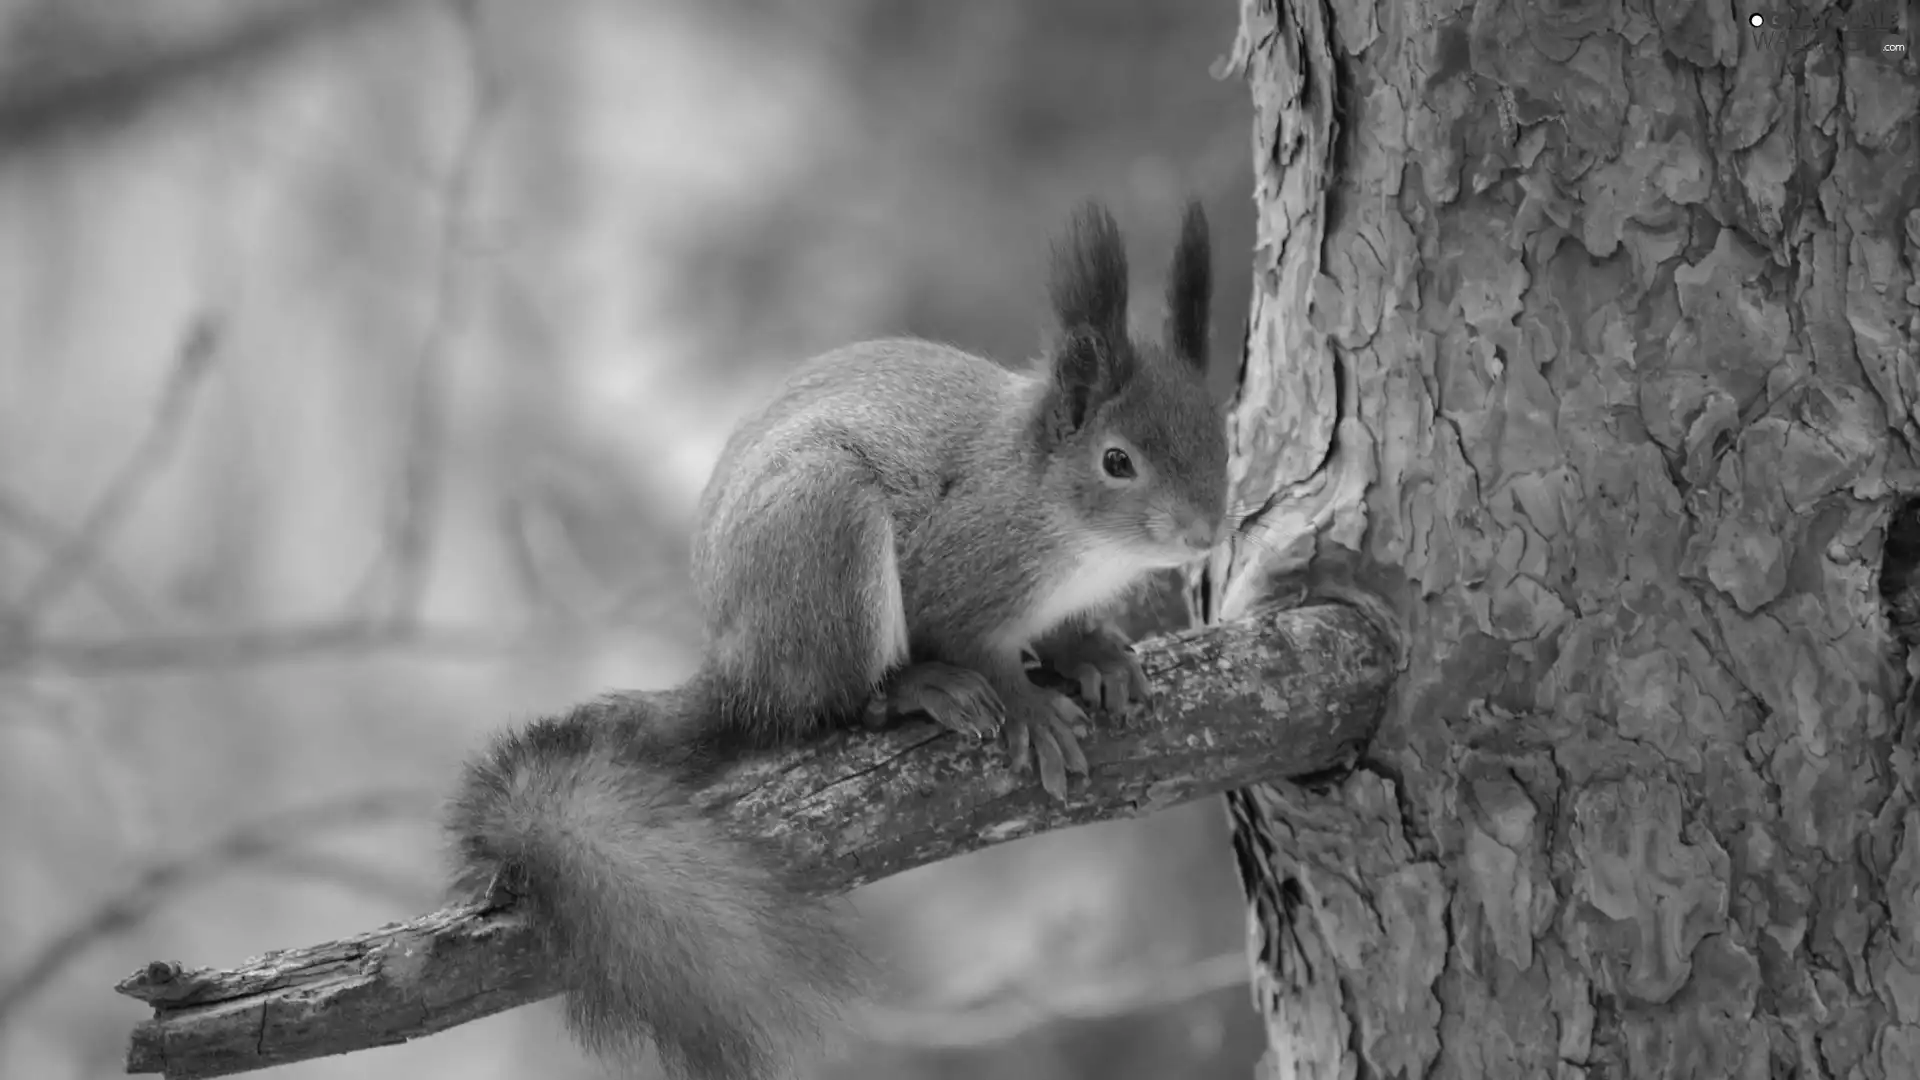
[446,199,1228,1080]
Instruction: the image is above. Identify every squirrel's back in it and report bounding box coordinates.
[689,339,1051,738]
[702,338,1038,516]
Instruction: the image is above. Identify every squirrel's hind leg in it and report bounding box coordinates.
[694,448,911,742]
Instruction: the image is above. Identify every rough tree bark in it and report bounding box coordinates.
[1213,0,1919,1076]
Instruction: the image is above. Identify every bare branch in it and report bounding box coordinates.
[0,491,157,626]
[249,850,441,911]
[16,318,220,619]
[0,0,407,155]
[0,789,436,1025]
[352,0,502,624]
[115,603,1393,1078]
[16,616,550,675]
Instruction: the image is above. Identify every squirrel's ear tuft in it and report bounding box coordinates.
[1043,331,1104,435]
[1163,200,1211,372]
[1048,201,1129,345]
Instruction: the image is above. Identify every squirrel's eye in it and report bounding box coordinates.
[1102,447,1135,479]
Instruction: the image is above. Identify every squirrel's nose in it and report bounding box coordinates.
[1180,515,1222,553]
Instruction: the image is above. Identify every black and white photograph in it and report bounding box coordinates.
[1,1,1916,1078]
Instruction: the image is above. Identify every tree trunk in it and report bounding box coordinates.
[1213,0,1920,1075]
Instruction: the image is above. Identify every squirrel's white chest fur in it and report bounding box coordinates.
[998,536,1161,648]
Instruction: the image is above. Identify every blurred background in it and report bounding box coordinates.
[0,0,1259,1077]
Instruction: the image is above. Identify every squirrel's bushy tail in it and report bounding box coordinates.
[447,691,864,1080]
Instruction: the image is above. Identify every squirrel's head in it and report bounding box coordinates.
[1032,200,1228,569]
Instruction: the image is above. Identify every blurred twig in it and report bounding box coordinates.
[0,491,155,626]
[13,317,220,619]
[861,952,1249,1049]
[20,616,558,674]
[254,848,442,910]
[0,787,437,1025]
[0,671,162,853]
[499,493,558,616]
[0,0,407,154]
[352,0,501,625]
[0,6,549,678]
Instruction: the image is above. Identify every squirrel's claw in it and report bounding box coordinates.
[1034,624,1154,721]
[1125,657,1156,716]
[870,661,1005,740]
[876,659,1092,798]
[1005,687,1089,800]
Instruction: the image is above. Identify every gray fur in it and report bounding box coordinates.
[448,700,866,1080]
[1048,201,1130,346]
[1164,200,1211,368]
[698,204,1225,698]
[443,200,1222,1080]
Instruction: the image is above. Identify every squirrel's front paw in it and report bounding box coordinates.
[1001,686,1090,800]
[1031,623,1154,720]
[865,661,1004,740]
